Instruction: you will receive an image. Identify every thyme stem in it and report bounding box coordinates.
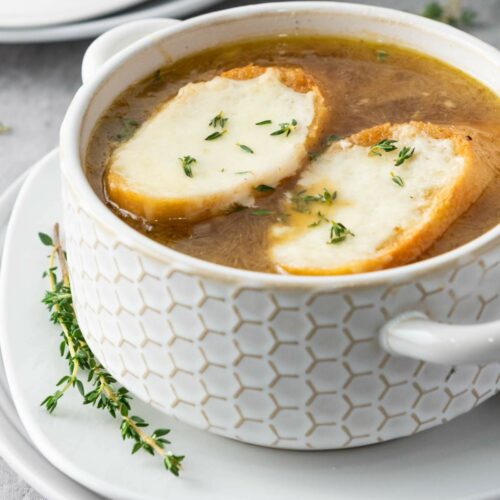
[98,374,165,456]
[47,227,79,400]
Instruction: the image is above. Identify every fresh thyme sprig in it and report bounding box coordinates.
[271,119,298,137]
[179,155,197,177]
[315,188,337,205]
[209,111,228,129]
[39,226,184,476]
[297,210,354,244]
[422,1,476,28]
[291,188,337,213]
[328,221,355,244]
[369,138,398,156]
[394,146,415,166]
[308,211,330,228]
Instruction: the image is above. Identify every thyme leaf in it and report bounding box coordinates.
[369,138,398,156]
[318,188,337,205]
[394,146,415,166]
[38,232,53,246]
[251,209,274,216]
[376,49,388,62]
[460,8,477,26]
[40,225,184,476]
[179,155,197,177]
[328,221,355,244]
[255,120,272,125]
[237,143,254,154]
[291,188,337,213]
[205,130,227,141]
[254,184,275,192]
[422,1,444,20]
[271,119,298,137]
[209,111,228,129]
[391,172,405,187]
[308,211,329,227]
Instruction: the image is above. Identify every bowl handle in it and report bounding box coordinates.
[81,18,182,84]
[380,311,500,364]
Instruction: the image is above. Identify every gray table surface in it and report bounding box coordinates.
[0,0,498,498]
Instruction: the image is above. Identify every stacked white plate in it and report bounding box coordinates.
[0,0,224,43]
[1,150,500,499]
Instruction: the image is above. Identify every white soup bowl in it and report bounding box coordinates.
[60,2,500,449]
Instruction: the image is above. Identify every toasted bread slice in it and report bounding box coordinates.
[105,65,327,222]
[269,122,492,275]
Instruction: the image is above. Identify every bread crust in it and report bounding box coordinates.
[105,65,327,222]
[274,121,493,275]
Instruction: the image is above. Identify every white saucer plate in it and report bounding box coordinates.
[0,353,98,500]
[0,0,148,29]
[0,0,224,44]
[1,149,500,500]
[0,166,99,500]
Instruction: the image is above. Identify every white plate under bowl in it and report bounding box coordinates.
[0,351,98,500]
[0,167,99,500]
[0,0,149,28]
[2,149,500,500]
[0,0,223,44]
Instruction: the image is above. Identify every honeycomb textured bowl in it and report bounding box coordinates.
[62,178,500,449]
[59,2,500,449]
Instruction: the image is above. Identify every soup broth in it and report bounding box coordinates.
[86,36,500,273]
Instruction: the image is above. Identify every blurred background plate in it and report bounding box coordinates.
[0,0,225,43]
[0,0,149,28]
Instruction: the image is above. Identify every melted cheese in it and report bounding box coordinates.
[270,124,466,274]
[106,68,317,221]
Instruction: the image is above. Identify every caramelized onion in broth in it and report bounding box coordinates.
[86,36,500,273]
